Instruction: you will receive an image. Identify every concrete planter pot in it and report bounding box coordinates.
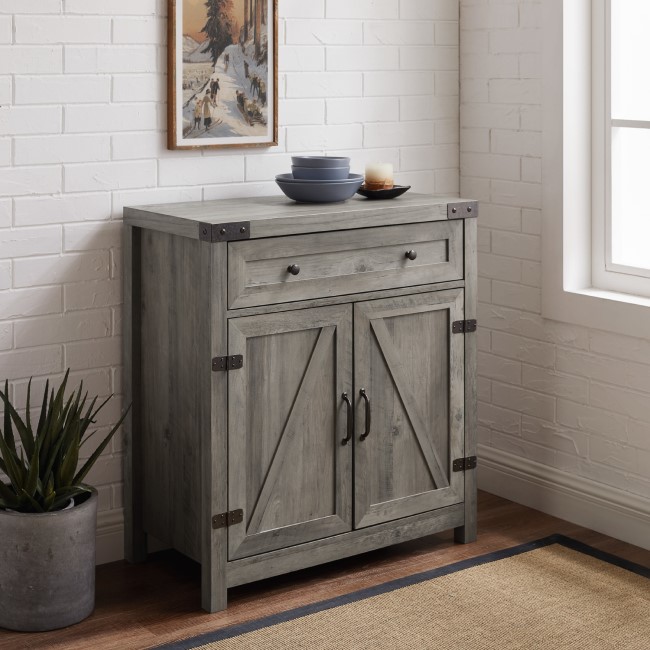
[0,488,98,632]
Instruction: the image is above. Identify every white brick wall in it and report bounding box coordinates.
[0,0,459,561]
[460,1,650,506]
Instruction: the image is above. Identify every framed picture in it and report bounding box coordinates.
[168,0,278,150]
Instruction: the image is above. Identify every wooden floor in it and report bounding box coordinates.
[1,491,647,650]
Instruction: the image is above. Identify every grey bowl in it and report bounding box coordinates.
[276,175,363,203]
[291,156,351,169]
[291,165,350,181]
[276,173,363,184]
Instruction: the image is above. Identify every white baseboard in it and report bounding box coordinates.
[478,445,650,551]
[95,449,649,565]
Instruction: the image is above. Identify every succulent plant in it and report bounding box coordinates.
[0,370,129,513]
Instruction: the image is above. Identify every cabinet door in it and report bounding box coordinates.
[228,305,353,560]
[354,290,465,528]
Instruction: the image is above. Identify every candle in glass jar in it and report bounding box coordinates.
[365,163,394,190]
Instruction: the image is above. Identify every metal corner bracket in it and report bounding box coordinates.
[199,221,251,243]
[447,201,478,220]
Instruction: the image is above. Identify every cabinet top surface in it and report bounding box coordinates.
[124,193,476,240]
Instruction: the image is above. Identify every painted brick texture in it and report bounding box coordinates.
[0,0,459,551]
[460,0,650,500]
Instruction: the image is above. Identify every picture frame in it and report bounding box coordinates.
[168,0,278,150]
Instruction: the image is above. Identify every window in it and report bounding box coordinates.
[541,0,650,339]
[593,0,650,297]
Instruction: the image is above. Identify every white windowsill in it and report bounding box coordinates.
[543,284,650,339]
[575,287,650,309]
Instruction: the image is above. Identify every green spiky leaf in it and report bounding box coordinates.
[0,479,17,502]
[35,379,49,438]
[0,496,21,510]
[0,430,24,492]
[51,486,89,511]
[1,391,34,459]
[0,370,130,513]
[24,437,41,499]
[18,489,44,513]
[58,423,80,488]
[25,378,32,441]
[1,380,16,454]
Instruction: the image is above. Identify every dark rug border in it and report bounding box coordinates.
[154,534,648,650]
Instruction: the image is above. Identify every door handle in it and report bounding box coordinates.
[359,389,371,441]
[341,392,353,446]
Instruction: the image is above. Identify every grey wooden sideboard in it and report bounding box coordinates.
[123,194,478,613]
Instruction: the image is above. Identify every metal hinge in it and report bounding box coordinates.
[212,355,244,372]
[452,320,477,334]
[212,509,244,530]
[447,201,478,219]
[453,456,478,472]
[199,221,251,243]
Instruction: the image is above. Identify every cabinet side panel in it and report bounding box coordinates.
[140,229,205,561]
[123,225,147,563]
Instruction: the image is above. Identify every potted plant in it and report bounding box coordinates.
[0,370,129,632]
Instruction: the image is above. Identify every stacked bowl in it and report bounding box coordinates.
[276,156,364,203]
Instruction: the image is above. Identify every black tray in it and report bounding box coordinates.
[356,185,411,200]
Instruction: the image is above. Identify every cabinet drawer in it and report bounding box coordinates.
[228,221,463,309]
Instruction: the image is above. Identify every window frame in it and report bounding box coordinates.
[542,0,650,340]
[592,0,650,296]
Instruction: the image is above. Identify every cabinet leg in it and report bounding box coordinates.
[454,523,477,544]
[454,481,477,544]
[202,559,228,613]
[124,432,147,564]
[123,390,147,564]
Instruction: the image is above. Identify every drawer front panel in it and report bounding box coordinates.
[228,221,463,309]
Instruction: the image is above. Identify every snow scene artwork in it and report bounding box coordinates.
[169,0,277,149]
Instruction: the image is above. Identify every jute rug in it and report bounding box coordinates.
[155,535,649,650]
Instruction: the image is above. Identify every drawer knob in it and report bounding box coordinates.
[405,250,418,261]
[287,264,301,276]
